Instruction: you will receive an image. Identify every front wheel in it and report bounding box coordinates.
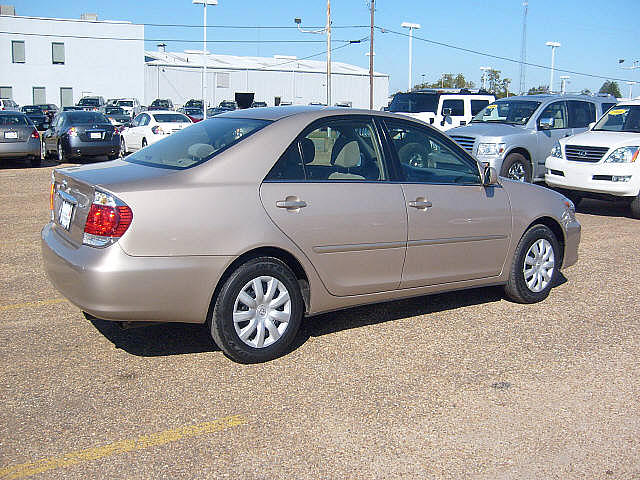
[504,224,560,303]
[210,257,304,363]
[501,152,532,183]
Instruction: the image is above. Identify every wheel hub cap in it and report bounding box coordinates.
[523,239,555,293]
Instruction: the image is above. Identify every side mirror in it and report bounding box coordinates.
[588,121,596,130]
[538,117,554,130]
[483,165,498,186]
[442,107,453,117]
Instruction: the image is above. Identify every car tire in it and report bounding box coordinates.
[504,224,560,303]
[57,141,66,163]
[630,194,640,219]
[210,257,304,363]
[500,152,532,183]
[141,138,147,149]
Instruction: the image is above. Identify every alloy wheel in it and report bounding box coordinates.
[507,161,527,182]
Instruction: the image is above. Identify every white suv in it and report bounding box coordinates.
[387,89,495,131]
[545,100,640,218]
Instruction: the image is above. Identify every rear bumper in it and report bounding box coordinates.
[64,136,120,157]
[41,222,234,323]
[545,156,640,197]
[0,138,41,158]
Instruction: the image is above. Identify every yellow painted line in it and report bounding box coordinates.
[0,415,247,480]
[0,299,67,312]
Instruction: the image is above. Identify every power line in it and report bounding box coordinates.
[6,15,368,29]
[377,25,637,84]
[0,30,353,44]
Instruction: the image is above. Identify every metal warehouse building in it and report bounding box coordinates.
[0,9,144,107]
[144,50,390,110]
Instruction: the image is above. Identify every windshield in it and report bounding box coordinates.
[0,114,29,126]
[153,113,190,123]
[389,93,438,113]
[78,98,100,106]
[151,100,171,108]
[124,118,270,170]
[117,100,134,107]
[66,112,109,124]
[185,100,203,108]
[471,100,541,125]
[22,106,43,114]
[593,105,640,133]
[105,107,126,115]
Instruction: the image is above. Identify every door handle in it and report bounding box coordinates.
[276,198,307,210]
[408,198,433,210]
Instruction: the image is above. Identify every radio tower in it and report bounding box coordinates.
[519,1,528,94]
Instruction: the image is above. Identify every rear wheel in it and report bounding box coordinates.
[210,257,304,363]
[504,225,560,303]
[501,152,531,183]
[630,194,640,219]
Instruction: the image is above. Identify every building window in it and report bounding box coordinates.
[33,87,46,105]
[52,42,65,64]
[0,86,13,99]
[12,41,25,63]
[216,72,230,88]
[60,87,73,107]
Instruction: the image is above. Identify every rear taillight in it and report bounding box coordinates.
[68,127,78,137]
[31,129,39,139]
[83,191,133,247]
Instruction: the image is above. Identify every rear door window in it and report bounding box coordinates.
[567,100,596,128]
[441,99,464,116]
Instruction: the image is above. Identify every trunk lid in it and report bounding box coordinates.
[51,159,175,246]
[0,124,32,143]
[71,122,117,142]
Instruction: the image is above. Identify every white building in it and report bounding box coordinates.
[0,10,144,107]
[145,50,390,110]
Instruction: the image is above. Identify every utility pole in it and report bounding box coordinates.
[519,1,528,94]
[546,41,561,93]
[369,0,374,109]
[326,0,331,106]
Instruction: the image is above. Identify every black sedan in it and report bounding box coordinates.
[20,106,49,131]
[35,104,59,123]
[101,106,132,129]
[42,111,120,162]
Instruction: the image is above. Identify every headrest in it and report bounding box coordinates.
[300,137,315,164]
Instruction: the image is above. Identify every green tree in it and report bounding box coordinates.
[414,73,475,90]
[599,81,621,98]
[486,69,513,98]
[527,85,549,95]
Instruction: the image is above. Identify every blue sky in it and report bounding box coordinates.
[15,0,640,96]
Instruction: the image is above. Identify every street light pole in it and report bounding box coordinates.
[560,75,570,94]
[545,41,561,93]
[401,22,421,91]
[193,0,218,120]
[480,66,491,90]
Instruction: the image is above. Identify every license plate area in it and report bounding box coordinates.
[58,200,74,230]
[89,132,102,140]
[4,131,18,139]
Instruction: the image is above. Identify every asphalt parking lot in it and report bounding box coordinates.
[1,158,639,479]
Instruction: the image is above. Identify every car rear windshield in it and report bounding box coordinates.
[22,106,43,114]
[0,114,28,126]
[105,107,126,115]
[66,112,109,124]
[78,98,101,106]
[153,113,190,123]
[593,105,640,133]
[388,93,438,113]
[471,100,541,125]
[185,100,203,108]
[117,100,134,107]
[152,100,171,108]
[124,118,270,170]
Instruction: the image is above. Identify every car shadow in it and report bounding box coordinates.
[89,278,569,359]
[576,198,633,219]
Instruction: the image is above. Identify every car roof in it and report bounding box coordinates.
[499,94,616,102]
[617,99,640,106]
[0,110,25,115]
[143,110,186,115]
